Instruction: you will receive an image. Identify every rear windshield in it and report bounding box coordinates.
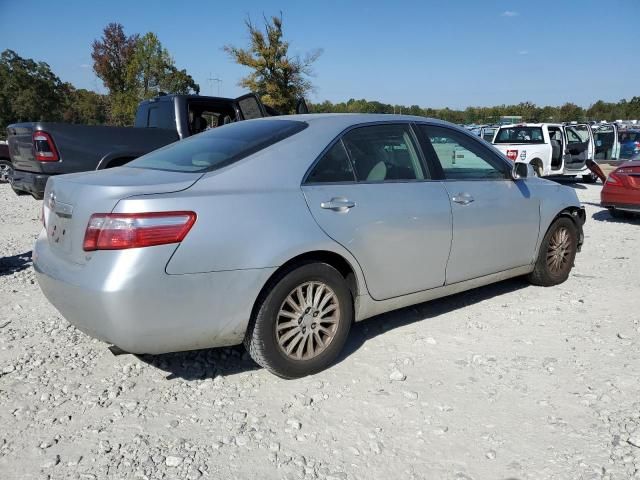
[494,126,544,144]
[127,119,308,173]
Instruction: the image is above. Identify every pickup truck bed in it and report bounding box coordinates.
[8,123,178,198]
[6,93,280,199]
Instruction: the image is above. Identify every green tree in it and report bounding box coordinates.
[225,14,321,113]
[92,24,199,125]
[61,84,108,124]
[0,49,66,133]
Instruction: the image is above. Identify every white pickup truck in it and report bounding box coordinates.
[491,123,618,182]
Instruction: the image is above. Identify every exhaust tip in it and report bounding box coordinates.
[108,345,129,356]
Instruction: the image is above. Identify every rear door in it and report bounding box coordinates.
[418,124,540,284]
[235,93,267,120]
[302,123,452,300]
[594,123,620,160]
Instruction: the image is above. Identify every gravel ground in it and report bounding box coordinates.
[1,181,639,480]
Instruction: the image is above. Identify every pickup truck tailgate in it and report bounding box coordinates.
[7,123,43,173]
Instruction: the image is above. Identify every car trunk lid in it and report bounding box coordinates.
[42,167,203,265]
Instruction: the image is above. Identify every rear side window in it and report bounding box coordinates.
[494,127,544,144]
[341,124,426,182]
[306,141,356,183]
[128,120,307,173]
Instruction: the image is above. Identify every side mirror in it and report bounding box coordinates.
[512,162,534,179]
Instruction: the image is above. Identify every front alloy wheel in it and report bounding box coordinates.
[527,217,578,286]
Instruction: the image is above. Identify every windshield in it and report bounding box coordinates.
[494,126,544,144]
[128,119,308,172]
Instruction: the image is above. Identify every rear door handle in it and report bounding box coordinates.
[451,193,474,205]
[320,197,356,211]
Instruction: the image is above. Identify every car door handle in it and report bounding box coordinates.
[451,193,474,205]
[320,198,356,211]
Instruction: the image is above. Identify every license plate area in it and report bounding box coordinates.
[48,214,73,253]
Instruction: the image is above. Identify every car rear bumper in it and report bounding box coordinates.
[601,187,640,212]
[10,169,50,199]
[33,232,276,354]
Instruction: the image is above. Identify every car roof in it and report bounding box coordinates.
[257,113,455,129]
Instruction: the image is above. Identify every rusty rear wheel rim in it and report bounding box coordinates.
[546,226,572,274]
[276,281,340,361]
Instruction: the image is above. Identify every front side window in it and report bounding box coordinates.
[341,124,426,182]
[128,120,307,173]
[494,126,544,144]
[306,141,356,183]
[420,125,507,180]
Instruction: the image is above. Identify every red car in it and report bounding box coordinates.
[601,160,640,218]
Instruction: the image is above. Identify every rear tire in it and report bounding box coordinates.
[582,173,597,183]
[527,217,578,286]
[244,262,353,378]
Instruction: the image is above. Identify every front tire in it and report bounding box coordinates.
[527,217,578,286]
[244,262,353,378]
[582,173,597,183]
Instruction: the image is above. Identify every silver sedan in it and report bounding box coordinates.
[34,114,585,378]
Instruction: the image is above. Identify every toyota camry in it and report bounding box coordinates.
[34,114,585,378]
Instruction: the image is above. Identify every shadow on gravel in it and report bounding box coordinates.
[0,251,32,276]
[136,344,259,381]
[338,277,530,364]
[592,210,640,224]
[552,179,588,189]
[137,277,530,381]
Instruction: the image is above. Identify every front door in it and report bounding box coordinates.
[418,124,540,284]
[302,123,452,300]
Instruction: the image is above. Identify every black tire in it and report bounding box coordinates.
[0,159,12,184]
[244,262,353,379]
[582,173,597,183]
[527,217,578,286]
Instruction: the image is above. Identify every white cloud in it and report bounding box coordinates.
[518,50,528,55]
[501,10,519,17]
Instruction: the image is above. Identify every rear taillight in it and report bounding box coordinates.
[83,211,196,251]
[506,150,518,161]
[606,173,621,185]
[33,131,59,162]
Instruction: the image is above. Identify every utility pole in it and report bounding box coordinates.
[207,73,222,96]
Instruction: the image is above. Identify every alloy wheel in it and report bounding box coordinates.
[546,227,571,273]
[276,281,340,361]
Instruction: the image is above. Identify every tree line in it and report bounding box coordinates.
[309,98,640,124]
[1,16,638,138]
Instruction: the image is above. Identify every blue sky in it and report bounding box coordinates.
[0,0,638,109]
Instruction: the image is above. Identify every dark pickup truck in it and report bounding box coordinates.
[6,92,293,199]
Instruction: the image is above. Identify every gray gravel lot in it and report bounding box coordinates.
[0,181,639,480]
